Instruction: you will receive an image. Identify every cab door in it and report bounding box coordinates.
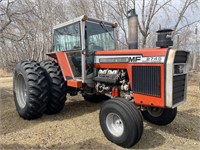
[53,21,83,79]
[83,20,116,87]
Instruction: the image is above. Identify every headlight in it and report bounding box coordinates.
[174,64,185,74]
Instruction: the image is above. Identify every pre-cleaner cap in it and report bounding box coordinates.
[156,29,173,48]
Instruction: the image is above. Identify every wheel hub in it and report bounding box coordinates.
[106,113,124,137]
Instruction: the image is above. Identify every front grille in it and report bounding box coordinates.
[173,74,186,105]
[174,51,188,63]
[132,66,161,97]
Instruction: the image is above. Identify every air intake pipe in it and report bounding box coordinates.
[156,29,173,48]
[127,9,138,49]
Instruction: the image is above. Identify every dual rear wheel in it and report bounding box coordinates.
[13,60,67,120]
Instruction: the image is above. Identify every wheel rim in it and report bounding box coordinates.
[15,74,27,109]
[106,113,124,137]
[147,107,163,117]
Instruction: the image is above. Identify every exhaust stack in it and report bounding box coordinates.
[127,9,138,49]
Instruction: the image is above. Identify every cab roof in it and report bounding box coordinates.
[53,15,117,30]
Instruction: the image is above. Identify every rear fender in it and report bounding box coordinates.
[47,52,82,88]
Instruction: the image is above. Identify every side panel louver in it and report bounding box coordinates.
[173,74,186,105]
[174,51,188,63]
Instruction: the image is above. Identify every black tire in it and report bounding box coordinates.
[40,60,67,115]
[99,99,143,148]
[83,94,110,103]
[13,60,49,120]
[141,107,177,125]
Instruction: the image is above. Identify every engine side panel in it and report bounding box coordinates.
[94,48,168,108]
[94,48,189,108]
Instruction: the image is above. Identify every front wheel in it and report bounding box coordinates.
[141,107,177,125]
[99,99,143,148]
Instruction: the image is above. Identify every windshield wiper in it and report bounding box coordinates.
[100,22,115,41]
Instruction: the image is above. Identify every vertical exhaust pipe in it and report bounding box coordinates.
[127,9,138,49]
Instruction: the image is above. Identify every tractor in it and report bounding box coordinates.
[13,9,189,148]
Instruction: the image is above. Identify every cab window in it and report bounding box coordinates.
[53,22,81,51]
[85,21,115,52]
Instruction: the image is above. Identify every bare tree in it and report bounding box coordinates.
[90,0,105,19]
[67,0,92,17]
[0,0,199,71]
[171,0,199,33]
[137,0,172,48]
[170,0,200,71]
[0,0,69,70]
[104,0,134,48]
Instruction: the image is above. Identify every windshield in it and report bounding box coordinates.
[85,21,115,52]
[52,21,115,52]
[53,22,81,51]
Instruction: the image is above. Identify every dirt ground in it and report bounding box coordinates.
[0,75,200,150]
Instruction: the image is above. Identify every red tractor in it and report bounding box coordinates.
[13,9,189,148]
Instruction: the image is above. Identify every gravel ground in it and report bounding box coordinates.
[0,76,200,150]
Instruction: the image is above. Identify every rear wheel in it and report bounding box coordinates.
[141,107,177,125]
[40,60,67,115]
[99,99,143,148]
[13,60,49,120]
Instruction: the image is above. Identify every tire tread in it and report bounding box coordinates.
[40,60,67,115]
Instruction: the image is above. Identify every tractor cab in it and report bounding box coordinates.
[50,15,117,86]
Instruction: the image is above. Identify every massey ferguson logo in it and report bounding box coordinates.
[129,56,142,63]
[96,55,165,63]
[128,56,165,63]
